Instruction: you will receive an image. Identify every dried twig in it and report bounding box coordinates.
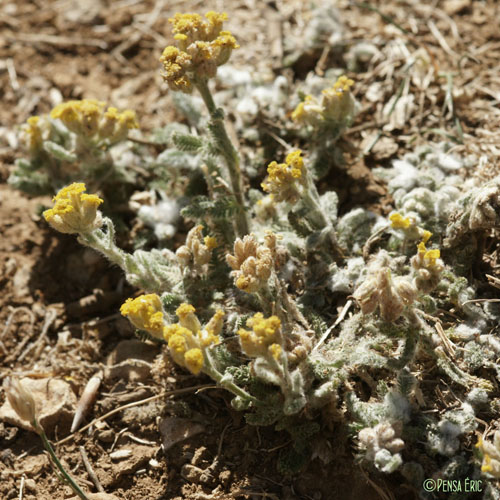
[8,33,107,49]
[313,299,353,352]
[18,308,58,364]
[79,446,104,493]
[6,58,20,92]
[56,384,212,445]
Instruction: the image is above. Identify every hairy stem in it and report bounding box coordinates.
[195,78,249,237]
[204,350,260,405]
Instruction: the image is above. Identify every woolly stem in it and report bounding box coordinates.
[194,78,249,237]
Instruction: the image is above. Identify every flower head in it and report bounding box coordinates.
[416,242,441,268]
[184,348,204,375]
[43,182,103,234]
[476,432,500,478]
[411,242,444,293]
[237,313,282,358]
[168,329,205,375]
[160,11,239,93]
[321,75,355,122]
[120,293,167,339]
[19,116,47,152]
[50,100,138,142]
[292,75,355,128]
[163,309,223,375]
[176,303,202,333]
[205,309,225,337]
[226,234,274,293]
[51,99,105,136]
[176,225,216,275]
[389,212,412,230]
[4,377,37,424]
[261,150,305,204]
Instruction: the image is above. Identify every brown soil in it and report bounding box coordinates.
[1,1,499,499]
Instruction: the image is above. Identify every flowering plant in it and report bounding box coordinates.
[20,8,500,492]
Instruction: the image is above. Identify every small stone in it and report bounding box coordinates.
[24,479,37,492]
[180,464,204,484]
[159,417,205,452]
[218,469,231,486]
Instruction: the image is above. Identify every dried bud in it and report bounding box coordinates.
[227,234,275,293]
[4,377,37,424]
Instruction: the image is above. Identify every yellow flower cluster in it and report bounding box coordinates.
[226,233,276,293]
[261,150,305,204]
[389,212,412,230]
[163,304,225,375]
[292,75,355,126]
[411,233,444,293]
[237,313,283,360]
[160,11,239,92]
[50,99,138,141]
[389,212,432,244]
[43,182,103,234]
[416,242,441,268]
[476,433,500,478]
[120,293,167,340]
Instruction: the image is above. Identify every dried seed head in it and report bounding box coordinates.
[4,377,37,424]
[226,234,275,293]
[177,225,215,275]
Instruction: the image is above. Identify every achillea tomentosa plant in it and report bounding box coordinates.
[38,9,500,492]
[10,98,140,211]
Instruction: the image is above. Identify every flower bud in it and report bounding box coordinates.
[4,377,37,424]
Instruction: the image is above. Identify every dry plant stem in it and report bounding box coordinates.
[33,419,89,500]
[194,77,249,237]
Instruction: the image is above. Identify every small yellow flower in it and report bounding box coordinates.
[160,11,238,92]
[421,230,432,244]
[51,99,105,136]
[417,242,441,268]
[51,100,138,141]
[482,454,493,473]
[184,348,204,375]
[203,236,217,250]
[169,333,188,354]
[389,212,412,230]
[163,323,192,342]
[43,182,103,234]
[23,116,43,150]
[176,303,202,333]
[120,294,166,339]
[205,309,225,337]
[261,150,305,204]
[291,101,306,122]
[269,343,282,360]
[237,313,282,358]
[292,76,355,126]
